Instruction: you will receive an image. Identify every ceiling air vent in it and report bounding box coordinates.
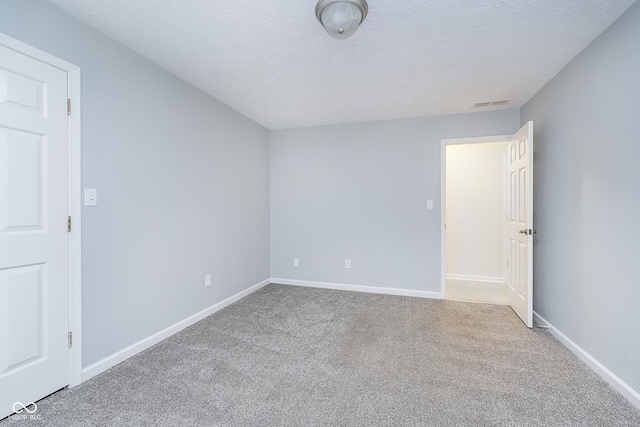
[473,100,510,108]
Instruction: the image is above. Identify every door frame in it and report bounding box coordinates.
[0,33,83,387]
[440,134,511,298]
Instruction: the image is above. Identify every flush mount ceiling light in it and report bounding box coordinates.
[315,0,368,40]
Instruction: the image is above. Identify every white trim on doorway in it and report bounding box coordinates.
[440,134,510,299]
[0,33,83,387]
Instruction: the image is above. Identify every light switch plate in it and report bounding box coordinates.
[427,200,433,210]
[84,188,98,207]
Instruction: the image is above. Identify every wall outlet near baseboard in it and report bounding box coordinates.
[293,258,299,267]
[345,259,351,269]
[205,274,211,287]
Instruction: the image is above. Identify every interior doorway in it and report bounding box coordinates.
[441,123,534,325]
[441,136,509,305]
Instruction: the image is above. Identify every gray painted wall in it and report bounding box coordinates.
[0,0,270,367]
[522,2,640,393]
[271,111,520,292]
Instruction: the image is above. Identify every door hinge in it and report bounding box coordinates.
[67,216,72,232]
[68,332,72,348]
[67,98,71,116]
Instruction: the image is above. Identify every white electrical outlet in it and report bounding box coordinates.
[205,274,211,287]
[84,188,98,207]
[294,258,299,267]
[345,259,351,269]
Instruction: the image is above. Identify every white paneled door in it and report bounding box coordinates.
[0,43,69,418]
[507,122,533,327]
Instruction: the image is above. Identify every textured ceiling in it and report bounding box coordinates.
[47,0,636,130]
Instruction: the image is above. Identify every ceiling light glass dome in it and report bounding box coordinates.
[315,0,368,40]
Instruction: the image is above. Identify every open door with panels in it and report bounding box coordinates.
[506,121,534,327]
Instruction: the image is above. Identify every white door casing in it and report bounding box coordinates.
[0,35,81,419]
[507,121,534,327]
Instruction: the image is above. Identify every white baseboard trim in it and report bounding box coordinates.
[446,273,505,284]
[534,311,640,410]
[82,278,271,382]
[271,278,444,300]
